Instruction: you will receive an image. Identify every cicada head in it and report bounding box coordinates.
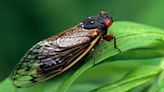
[77,11,113,35]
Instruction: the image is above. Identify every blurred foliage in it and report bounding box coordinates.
[0,0,164,92]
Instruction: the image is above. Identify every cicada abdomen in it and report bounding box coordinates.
[11,11,118,88]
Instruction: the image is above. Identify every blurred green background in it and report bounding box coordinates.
[0,0,164,84]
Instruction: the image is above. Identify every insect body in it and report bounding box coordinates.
[11,11,119,88]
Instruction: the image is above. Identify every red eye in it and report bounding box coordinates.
[104,19,112,28]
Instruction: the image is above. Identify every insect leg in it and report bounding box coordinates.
[92,44,100,66]
[92,38,104,66]
[104,34,121,52]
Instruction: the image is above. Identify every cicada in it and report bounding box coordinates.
[11,11,119,88]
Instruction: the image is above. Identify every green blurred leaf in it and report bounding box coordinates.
[91,65,162,92]
[0,79,16,92]
[0,21,164,92]
[147,59,164,92]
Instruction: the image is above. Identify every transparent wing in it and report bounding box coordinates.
[11,28,100,88]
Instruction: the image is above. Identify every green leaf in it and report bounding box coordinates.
[91,65,162,92]
[110,47,164,61]
[0,21,164,92]
[57,22,164,92]
[0,79,16,92]
[147,59,164,92]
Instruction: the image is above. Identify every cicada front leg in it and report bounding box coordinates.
[104,34,121,53]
